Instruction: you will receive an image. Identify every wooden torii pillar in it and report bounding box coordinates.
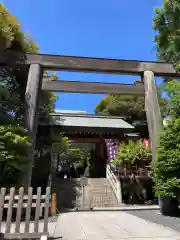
[143,71,163,162]
[24,64,43,187]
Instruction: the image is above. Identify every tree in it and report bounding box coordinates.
[0,125,30,185]
[153,0,180,66]
[164,80,180,117]
[57,137,90,173]
[153,118,180,197]
[94,94,167,138]
[153,0,180,88]
[0,4,57,186]
[51,136,91,177]
[153,81,180,197]
[95,95,146,123]
[153,1,180,214]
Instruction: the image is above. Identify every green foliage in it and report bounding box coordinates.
[95,94,167,126]
[0,4,57,185]
[52,136,72,156]
[0,125,30,171]
[153,1,180,197]
[153,0,180,65]
[61,137,91,170]
[153,118,180,197]
[52,136,90,170]
[95,95,146,122]
[113,140,151,167]
[68,148,90,169]
[0,66,31,182]
[0,4,22,49]
[39,72,58,122]
[164,80,180,117]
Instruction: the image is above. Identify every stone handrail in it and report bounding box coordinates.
[106,164,122,203]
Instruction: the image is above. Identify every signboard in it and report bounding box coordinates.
[80,177,88,187]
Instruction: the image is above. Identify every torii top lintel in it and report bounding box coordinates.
[0,50,178,77]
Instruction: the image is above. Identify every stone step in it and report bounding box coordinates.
[82,178,118,208]
[52,177,119,209]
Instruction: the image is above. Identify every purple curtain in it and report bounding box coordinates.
[105,139,119,162]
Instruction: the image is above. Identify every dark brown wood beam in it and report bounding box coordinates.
[42,79,145,95]
[0,50,178,77]
[69,137,100,143]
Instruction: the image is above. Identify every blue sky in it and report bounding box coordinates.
[3,0,162,113]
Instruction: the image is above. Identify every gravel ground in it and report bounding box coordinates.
[127,209,180,232]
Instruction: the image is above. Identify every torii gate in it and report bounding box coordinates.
[0,50,178,187]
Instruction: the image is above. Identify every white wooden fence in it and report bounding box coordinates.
[0,187,51,239]
[106,164,122,203]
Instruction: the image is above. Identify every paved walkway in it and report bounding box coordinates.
[53,211,180,240]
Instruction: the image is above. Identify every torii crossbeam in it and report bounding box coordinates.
[0,50,178,76]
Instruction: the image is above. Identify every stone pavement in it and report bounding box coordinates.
[53,211,180,240]
[128,209,180,233]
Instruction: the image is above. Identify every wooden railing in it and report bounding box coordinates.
[106,164,122,203]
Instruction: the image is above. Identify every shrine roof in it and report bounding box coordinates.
[47,112,134,130]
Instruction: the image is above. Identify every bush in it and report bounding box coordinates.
[153,118,180,197]
[113,140,151,168]
[153,80,180,198]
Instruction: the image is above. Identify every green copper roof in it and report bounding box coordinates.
[49,113,134,129]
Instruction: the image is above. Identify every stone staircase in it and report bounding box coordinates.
[52,177,119,211]
[83,178,119,208]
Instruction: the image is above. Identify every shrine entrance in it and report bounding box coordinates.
[47,110,135,179]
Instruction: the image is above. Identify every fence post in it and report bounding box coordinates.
[51,193,57,216]
[116,180,122,203]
